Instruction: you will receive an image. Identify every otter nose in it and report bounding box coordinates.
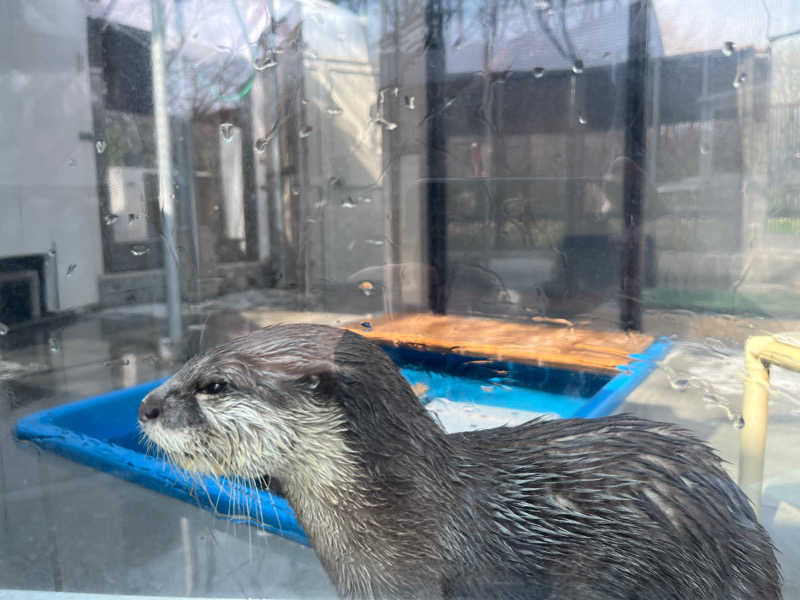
[139,392,163,422]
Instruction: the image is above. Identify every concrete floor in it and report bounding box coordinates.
[623,347,800,599]
[1,293,798,598]
[0,298,338,599]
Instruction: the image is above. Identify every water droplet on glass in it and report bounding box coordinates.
[669,378,689,392]
[326,105,343,116]
[48,337,60,353]
[0,323,9,336]
[104,358,130,368]
[291,187,301,196]
[254,137,269,154]
[572,59,584,74]
[381,120,398,131]
[533,67,545,79]
[300,97,309,105]
[404,95,416,110]
[534,0,551,9]
[95,140,107,154]
[104,213,119,226]
[66,264,77,276]
[341,197,357,208]
[722,41,735,56]
[131,245,150,256]
[358,281,374,296]
[328,176,342,188]
[732,73,747,88]
[128,213,139,225]
[254,52,277,71]
[215,44,232,54]
[733,415,745,429]
[67,157,76,167]
[48,247,57,257]
[577,115,587,125]
[299,125,313,138]
[360,321,372,330]
[220,123,234,142]
[309,12,324,24]
[700,143,710,155]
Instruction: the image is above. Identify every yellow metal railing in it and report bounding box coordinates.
[739,334,800,517]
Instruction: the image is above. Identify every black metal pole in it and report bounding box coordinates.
[380,0,402,314]
[620,0,649,331]
[425,0,447,314]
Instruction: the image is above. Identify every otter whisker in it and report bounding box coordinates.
[241,475,259,526]
[193,474,215,513]
[252,477,270,531]
[259,474,284,536]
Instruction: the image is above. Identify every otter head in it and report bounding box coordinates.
[138,323,358,489]
[138,323,440,495]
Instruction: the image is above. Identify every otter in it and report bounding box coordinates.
[138,323,781,599]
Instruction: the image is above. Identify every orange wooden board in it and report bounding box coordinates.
[346,314,653,375]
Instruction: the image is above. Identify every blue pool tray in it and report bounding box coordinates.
[14,338,669,546]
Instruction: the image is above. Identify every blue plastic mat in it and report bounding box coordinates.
[14,338,670,546]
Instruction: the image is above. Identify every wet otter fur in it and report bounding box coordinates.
[139,323,781,599]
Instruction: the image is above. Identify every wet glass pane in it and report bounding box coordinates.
[1,0,799,597]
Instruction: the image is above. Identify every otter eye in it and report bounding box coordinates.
[308,374,320,390]
[197,381,228,395]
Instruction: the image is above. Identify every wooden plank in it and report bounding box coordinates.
[346,314,653,375]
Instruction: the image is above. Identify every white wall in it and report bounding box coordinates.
[0,0,103,310]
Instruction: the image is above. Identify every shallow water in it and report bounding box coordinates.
[424,397,557,433]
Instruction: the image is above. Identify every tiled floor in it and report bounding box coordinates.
[1,297,797,598]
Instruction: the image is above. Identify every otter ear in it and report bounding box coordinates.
[294,363,337,397]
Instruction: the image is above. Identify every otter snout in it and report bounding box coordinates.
[139,391,163,423]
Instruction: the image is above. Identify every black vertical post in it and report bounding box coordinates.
[620,0,649,331]
[87,19,113,273]
[238,96,260,262]
[426,0,447,314]
[380,0,402,313]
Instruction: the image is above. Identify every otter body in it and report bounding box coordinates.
[139,323,781,599]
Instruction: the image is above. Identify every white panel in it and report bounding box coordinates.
[0,0,102,309]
